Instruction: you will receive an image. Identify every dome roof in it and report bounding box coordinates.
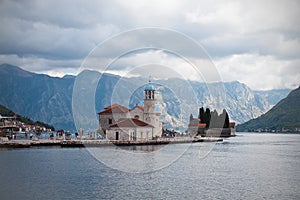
[145,83,155,91]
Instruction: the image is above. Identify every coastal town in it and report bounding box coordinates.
[0,114,53,139]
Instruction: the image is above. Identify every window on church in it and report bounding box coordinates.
[132,132,136,141]
[108,119,112,124]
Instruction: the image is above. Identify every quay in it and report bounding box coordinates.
[0,137,223,148]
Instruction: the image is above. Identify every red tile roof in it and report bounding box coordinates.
[104,104,119,110]
[98,104,129,115]
[110,118,153,128]
[130,105,144,111]
[229,122,236,128]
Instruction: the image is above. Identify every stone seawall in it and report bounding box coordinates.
[204,128,236,137]
[0,137,223,148]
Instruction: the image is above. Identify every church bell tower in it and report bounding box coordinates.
[143,80,162,137]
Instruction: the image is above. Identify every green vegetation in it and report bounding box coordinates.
[237,86,300,132]
[0,104,55,131]
[198,107,230,128]
[0,104,15,117]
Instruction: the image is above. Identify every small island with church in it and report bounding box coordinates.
[97,80,235,143]
[188,107,236,137]
[1,80,235,148]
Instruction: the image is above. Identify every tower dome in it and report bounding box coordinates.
[144,81,155,100]
[145,83,155,91]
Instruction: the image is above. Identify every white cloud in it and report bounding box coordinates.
[0,0,299,90]
[185,0,300,59]
[215,53,300,90]
[82,49,217,82]
[0,54,81,76]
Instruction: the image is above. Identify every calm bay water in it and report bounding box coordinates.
[0,133,299,199]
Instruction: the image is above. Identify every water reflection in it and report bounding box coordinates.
[118,144,165,152]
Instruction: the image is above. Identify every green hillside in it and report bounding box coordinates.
[0,104,15,117]
[0,104,55,130]
[236,86,300,132]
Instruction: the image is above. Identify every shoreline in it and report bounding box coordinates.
[0,137,223,148]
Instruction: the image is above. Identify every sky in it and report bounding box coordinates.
[0,0,299,90]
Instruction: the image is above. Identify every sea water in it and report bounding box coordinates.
[0,133,299,199]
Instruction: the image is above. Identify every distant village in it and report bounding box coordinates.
[242,127,300,133]
[0,114,54,139]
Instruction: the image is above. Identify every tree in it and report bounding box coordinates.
[199,107,204,122]
[224,110,230,128]
[205,108,211,128]
[197,107,230,129]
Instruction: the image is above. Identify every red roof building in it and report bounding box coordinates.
[229,122,236,128]
[98,81,163,141]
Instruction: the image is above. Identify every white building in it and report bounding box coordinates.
[98,81,163,140]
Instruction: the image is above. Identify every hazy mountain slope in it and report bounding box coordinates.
[0,64,75,130]
[237,86,300,132]
[0,63,290,131]
[254,89,290,107]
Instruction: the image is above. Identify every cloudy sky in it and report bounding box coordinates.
[0,0,299,90]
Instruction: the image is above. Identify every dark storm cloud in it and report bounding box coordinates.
[0,0,299,89]
[1,0,299,60]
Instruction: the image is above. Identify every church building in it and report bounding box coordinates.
[98,81,163,141]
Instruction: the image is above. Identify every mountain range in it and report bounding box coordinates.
[0,63,291,131]
[253,89,290,107]
[236,86,300,132]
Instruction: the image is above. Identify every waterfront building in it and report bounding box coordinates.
[98,81,163,140]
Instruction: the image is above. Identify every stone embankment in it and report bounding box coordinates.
[0,137,223,148]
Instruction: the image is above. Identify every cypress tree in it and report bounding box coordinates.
[199,107,204,122]
[205,108,211,128]
[224,110,230,128]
